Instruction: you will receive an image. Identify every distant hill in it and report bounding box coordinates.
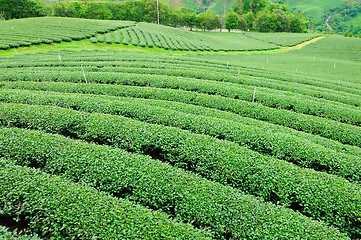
[41,0,361,33]
[270,0,361,33]
[270,0,345,19]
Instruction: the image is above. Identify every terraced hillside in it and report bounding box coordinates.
[0,18,361,239]
[0,18,320,53]
[0,17,134,50]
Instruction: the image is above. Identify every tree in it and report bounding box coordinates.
[273,8,288,32]
[232,0,243,15]
[0,0,46,20]
[243,11,255,30]
[85,4,112,20]
[168,7,182,27]
[254,10,278,32]
[196,10,220,30]
[243,0,268,14]
[181,8,197,30]
[288,13,307,33]
[225,11,240,31]
[143,0,169,24]
[239,17,247,30]
[53,2,76,18]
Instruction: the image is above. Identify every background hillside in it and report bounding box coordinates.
[39,0,361,34]
[270,0,361,33]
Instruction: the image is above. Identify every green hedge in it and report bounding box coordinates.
[0,127,349,239]
[2,82,360,158]
[0,88,360,183]
[6,64,361,126]
[0,159,210,239]
[1,79,359,147]
[0,103,360,238]
[0,226,40,240]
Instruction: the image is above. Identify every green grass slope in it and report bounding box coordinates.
[272,0,344,19]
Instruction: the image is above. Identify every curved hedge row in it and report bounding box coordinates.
[3,50,360,96]
[2,83,360,158]
[0,103,360,238]
[74,67,361,126]
[6,63,360,122]
[0,127,349,239]
[1,88,360,183]
[1,78,360,147]
[0,159,209,239]
[0,17,134,50]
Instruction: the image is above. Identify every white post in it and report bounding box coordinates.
[11,26,13,30]
[314,56,316,60]
[252,84,257,103]
[227,61,229,67]
[81,64,88,84]
[58,51,61,61]
[334,62,336,68]
[14,48,17,54]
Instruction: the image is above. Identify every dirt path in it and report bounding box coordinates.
[326,16,333,31]
[283,36,325,50]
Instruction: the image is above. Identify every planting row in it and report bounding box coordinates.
[0,17,134,50]
[1,88,360,183]
[14,65,359,125]
[243,32,320,47]
[1,83,360,159]
[0,103,360,237]
[0,127,349,239]
[1,78,359,147]
[0,159,210,239]
[2,50,360,96]
[2,58,360,106]
[90,22,279,51]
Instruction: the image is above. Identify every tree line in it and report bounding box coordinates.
[0,0,308,32]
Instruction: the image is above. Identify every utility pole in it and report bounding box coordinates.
[157,0,160,25]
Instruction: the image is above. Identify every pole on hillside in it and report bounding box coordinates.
[252,84,257,103]
[14,48,17,54]
[334,62,336,68]
[227,61,229,67]
[58,51,61,62]
[81,64,88,84]
[157,0,160,25]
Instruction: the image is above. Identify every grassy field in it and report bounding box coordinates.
[0,18,360,239]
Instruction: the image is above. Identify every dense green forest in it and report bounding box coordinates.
[0,0,307,32]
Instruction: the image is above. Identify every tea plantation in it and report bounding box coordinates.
[0,17,360,239]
